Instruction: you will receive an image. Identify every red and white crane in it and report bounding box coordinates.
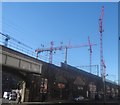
[35,40,96,64]
[99,6,106,80]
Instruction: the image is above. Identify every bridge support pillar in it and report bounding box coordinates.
[21,81,26,102]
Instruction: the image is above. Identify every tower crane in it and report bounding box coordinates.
[99,6,106,80]
[88,36,92,73]
[35,40,96,64]
[99,6,106,101]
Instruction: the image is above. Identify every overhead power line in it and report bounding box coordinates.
[0,32,33,49]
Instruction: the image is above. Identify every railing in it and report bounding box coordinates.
[0,33,37,58]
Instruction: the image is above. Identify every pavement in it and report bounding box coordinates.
[0,99,72,105]
[0,98,120,105]
[0,98,9,104]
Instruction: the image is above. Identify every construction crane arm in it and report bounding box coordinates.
[35,43,96,54]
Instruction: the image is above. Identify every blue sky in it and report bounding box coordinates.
[1,2,118,82]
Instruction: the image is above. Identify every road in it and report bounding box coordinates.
[1,98,120,105]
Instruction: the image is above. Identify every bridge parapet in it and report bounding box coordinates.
[0,45,42,74]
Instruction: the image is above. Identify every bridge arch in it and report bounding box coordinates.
[2,65,28,102]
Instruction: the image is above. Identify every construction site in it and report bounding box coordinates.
[0,3,120,105]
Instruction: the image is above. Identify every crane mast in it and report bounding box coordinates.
[49,41,54,64]
[88,36,92,73]
[99,6,107,102]
[99,6,106,80]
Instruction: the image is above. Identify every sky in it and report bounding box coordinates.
[1,2,118,83]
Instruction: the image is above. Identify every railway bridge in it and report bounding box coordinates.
[0,45,44,102]
[0,45,120,103]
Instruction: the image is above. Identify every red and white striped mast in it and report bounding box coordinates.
[99,6,106,80]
